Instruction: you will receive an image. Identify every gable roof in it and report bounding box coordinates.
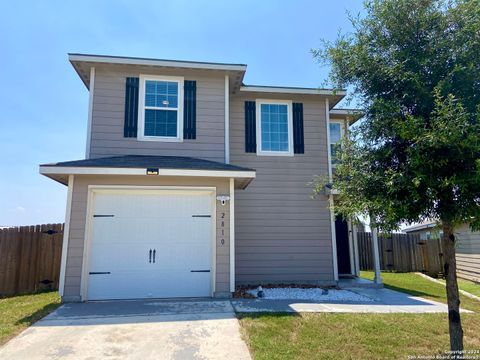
[68,53,347,101]
[403,220,437,233]
[330,108,364,124]
[69,53,247,92]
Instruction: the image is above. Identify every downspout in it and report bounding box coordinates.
[325,98,339,282]
[224,75,230,164]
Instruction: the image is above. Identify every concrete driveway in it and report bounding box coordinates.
[0,299,251,360]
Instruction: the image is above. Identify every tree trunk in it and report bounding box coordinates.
[442,221,464,352]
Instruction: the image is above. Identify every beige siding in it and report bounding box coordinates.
[230,92,334,285]
[456,224,480,282]
[64,175,231,301]
[90,64,225,162]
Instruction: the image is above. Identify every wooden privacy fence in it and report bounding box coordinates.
[0,223,63,296]
[358,232,444,276]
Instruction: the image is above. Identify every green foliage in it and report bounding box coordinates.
[313,0,480,231]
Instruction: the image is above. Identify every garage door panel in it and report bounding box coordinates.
[94,193,211,218]
[92,218,211,243]
[87,190,213,300]
[88,271,211,300]
[89,243,157,271]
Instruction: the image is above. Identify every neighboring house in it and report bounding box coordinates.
[404,221,480,283]
[40,54,362,302]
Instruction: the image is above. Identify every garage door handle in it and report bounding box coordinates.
[149,249,152,263]
[153,249,156,263]
[190,270,210,273]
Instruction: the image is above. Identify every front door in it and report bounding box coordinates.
[335,215,351,275]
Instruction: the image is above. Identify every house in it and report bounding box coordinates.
[39,54,366,302]
[404,221,480,283]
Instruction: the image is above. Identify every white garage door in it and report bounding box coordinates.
[87,189,213,300]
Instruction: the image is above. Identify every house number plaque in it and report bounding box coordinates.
[220,212,225,245]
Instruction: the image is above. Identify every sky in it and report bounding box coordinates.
[0,0,364,226]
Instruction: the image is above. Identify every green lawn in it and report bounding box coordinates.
[238,272,480,360]
[458,278,480,298]
[361,271,480,301]
[0,291,60,346]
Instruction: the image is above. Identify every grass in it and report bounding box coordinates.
[238,272,480,360]
[361,271,480,307]
[0,291,61,346]
[457,278,480,297]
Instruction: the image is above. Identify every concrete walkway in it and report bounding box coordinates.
[232,287,473,313]
[0,300,251,360]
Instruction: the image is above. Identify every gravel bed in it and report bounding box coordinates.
[246,287,374,302]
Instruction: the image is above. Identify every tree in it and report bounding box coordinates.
[313,0,480,352]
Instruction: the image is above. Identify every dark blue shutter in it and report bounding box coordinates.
[124,77,139,138]
[183,80,196,139]
[293,102,304,154]
[245,101,256,153]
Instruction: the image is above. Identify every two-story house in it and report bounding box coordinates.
[40,54,362,302]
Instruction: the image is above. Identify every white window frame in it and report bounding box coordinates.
[137,74,184,142]
[329,120,345,167]
[256,99,294,156]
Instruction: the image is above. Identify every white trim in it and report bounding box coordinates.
[80,185,217,301]
[211,188,217,295]
[224,75,230,164]
[137,74,184,142]
[326,98,333,182]
[85,67,95,158]
[371,226,383,285]
[329,196,339,281]
[326,98,339,281]
[241,86,346,96]
[229,178,235,292]
[329,109,363,124]
[352,223,360,276]
[80,184,95,301]
[330,109,361,116]
[39,166,256,179]
[256,99,294,157]
[58,175,74,297]
[69,54,247,72]
[348,220,355,275]
[403,221,437,233]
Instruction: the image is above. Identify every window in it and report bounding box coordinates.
[329,121,344,166]
[138,75,184,141]
[256,100,293,156]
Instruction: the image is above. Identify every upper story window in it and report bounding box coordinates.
[256,100,293,156]
[138,75,184,142]
[329,121,344,166]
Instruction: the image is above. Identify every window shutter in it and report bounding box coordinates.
[183,80,197,139]
[245,101,256,153]
[124,77,139,138]
[293,102,304,154]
